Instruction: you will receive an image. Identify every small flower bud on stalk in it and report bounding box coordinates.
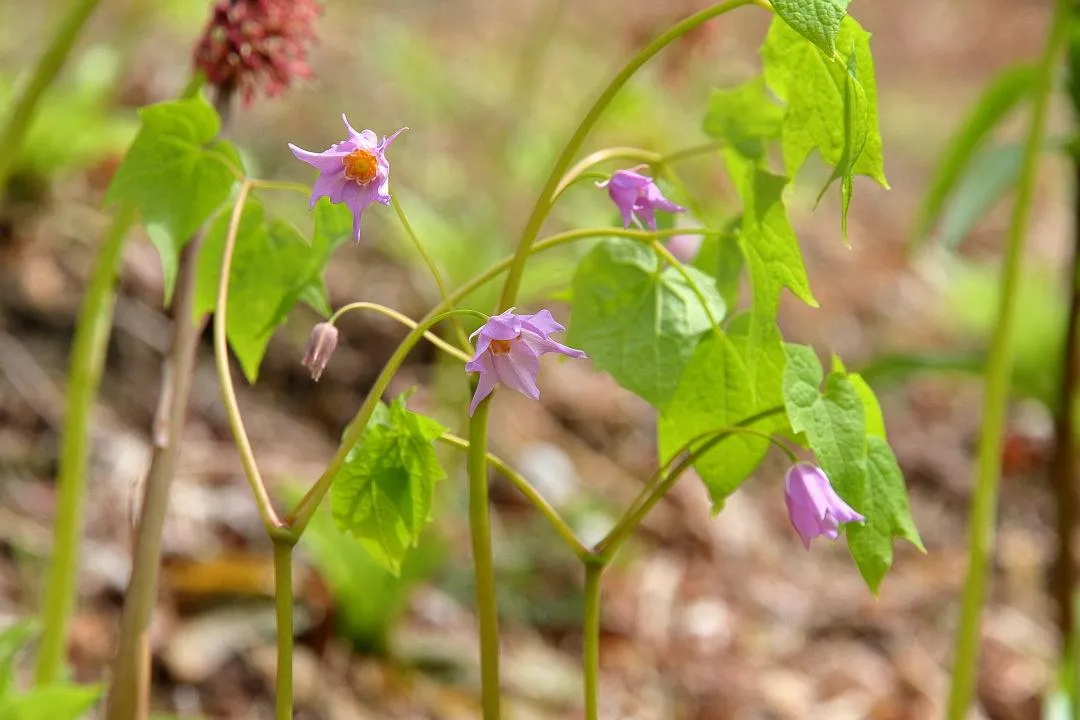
[784,463,864,549]
[302,322,338,381]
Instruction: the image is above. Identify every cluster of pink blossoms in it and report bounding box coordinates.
[290,117,864,550]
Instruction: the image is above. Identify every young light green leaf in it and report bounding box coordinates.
[726,313,791,436]
[783,345,922,593]
[659,332,766,509]
[724,151,815,390]
[845,437,925,590]
[935,143,1023,251]
[104,96,239,304]
[195,198,320,382]
[910,64,1036,248]
[770,0,851,57]
[848,371,885,439]
[762,15,887,189]
[1,683,101,720]
[702,77,784,159]
[816,51,869,243]
[330,396,448,576]
[567,238,726,408]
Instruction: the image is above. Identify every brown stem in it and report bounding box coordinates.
[105,236,207,720]
[1051,157,1080,642]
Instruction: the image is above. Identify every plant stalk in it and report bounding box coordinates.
[34,204,135,684]
[0,0,105,201]
[582,563,603,720]
[946,0,1072,715]
[272,540,295,720]
[106,235,206,720]
[467,399,501,718]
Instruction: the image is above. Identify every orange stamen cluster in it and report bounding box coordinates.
[343,149,378,184]
[489,339,515,354]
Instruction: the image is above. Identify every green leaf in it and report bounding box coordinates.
[293,199,354,318]
[848,371,885,439]
[702,77,784,159]
[0,621,35,697]
[105,96,239,305]
[692,226,745,312]
[845,437,925,589]
[782,345,922,593]
[935,143,1023,251]
[815,51,870,243]
[1,683,101,720]
[330,396,448,575]
[910,64,1036,247]
[762,15,887,189]
[659,332,765,509]
[195,198,317,382]
[771,0,851,56]
[567,238,726,408]
[727,313,791,435]
[724,152,815,392]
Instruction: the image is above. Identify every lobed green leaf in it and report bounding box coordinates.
[770,0,851,57]
[567,238,726,408]
[702,77,784,159]
[330,396,447,576]
[104,95,239,304]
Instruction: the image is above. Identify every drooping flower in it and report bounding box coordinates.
[301,321,339,381]
[597,168,685,230]
[289,116,406,242]
[465,309,586,415]
[193,0,321,104]
[784,463,864,549]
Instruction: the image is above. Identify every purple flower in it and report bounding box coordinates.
[465,309,586,415]
[597,168,685,230]
[288,115,406,242]
[784,463,864,549]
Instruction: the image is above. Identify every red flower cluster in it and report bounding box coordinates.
[193,0,321,103]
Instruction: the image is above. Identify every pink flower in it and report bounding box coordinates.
[465,309,586,415]
[784,464,864,549]
[597,168,685,230]
[289,116,406,242]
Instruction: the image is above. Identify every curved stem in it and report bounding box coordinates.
[391,195,471,352]
[596,407,786,560]
[552,142,723,202]
[285,308,487,537]
[213,181,283,532]
[650,240,720,330]
[0,0,105,200]
[582,563,603,720]
[497,0,752,310]
[35,204,135,684]
[946,0,1072,715]
[272,540,295,720]
[249,179,312,196]
[437,434,589,560]
[328,302,471,363]
[467,400,501,718]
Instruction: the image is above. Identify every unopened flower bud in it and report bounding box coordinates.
[302,322,338,381]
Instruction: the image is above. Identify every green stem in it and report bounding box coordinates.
[551,142,723,202]
[107,234,207,720]
[213,181,283,532]
[285,308,487,537]
[328,302,471,363]
[34,204,135,685]
[946,0,1072,715]
[582,563,603,720]
[497,0,751,310]
[272,540,295,720]
[437,433,588,560]
[467,399,501,718]
[391,195,471,352]
[596,407,785,560]
[0,0,105,200]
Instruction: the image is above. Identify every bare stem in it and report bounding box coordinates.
[327,302,470,363]
[468,399,501,718]
[272,540,295,720]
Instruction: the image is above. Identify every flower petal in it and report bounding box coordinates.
[519,309,564,336]
[492,341,540,400]
[309,171,349,208]
[468,353,499,415]
[289,143,350,173]
[521,331,587,359]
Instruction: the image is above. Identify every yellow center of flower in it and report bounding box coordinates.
[342,149,378,184]
[489,339,514,354]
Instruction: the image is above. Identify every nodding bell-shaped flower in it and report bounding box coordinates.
[302,321,339,382]
[597,168,685,231]
[465,309,586,415]
[784,463,864,549]
[288,115,406,242]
